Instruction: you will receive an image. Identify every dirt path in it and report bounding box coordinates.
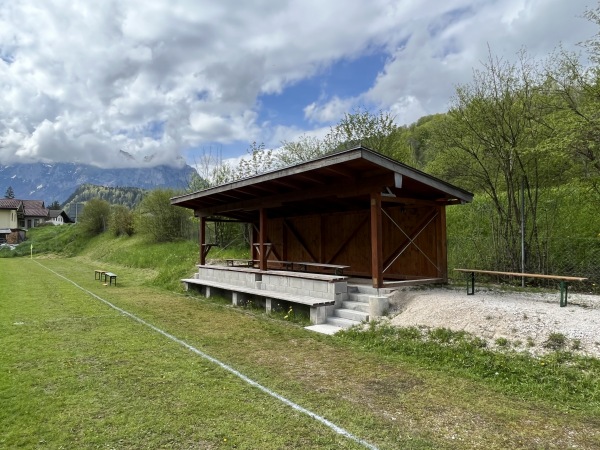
[387,287,600,358]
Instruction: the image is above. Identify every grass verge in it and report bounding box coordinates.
[2,257,600,449]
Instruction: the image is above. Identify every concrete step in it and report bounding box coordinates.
[348,284,394,296]
[341,300,370,313]
[326,316,360,329]
[305,324,344,335]
[333,308,368,322]
[347,292,371,303]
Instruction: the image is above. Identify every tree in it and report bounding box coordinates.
[109,205,135,237]
[236,142,274,179]
[323,107,412,162]
[427,50,558,272]
[48,200,61,210]
[541,8,600,197]
[4,186,14,199]
[277,134,326,167]
[78,198,111,235]
[135,189,194,242]
[276,108,412,167]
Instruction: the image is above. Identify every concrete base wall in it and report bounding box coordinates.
[191,266,351,325]
[368,296,389,321]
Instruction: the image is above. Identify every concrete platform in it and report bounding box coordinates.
[304,324,344,335]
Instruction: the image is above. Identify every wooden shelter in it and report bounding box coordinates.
[171,146,473,288]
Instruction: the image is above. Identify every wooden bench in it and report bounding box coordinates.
[103,272,118,286]
[266,260,349,276]
[293,261,350,276]
[454,268,588,307]
[225,259,258,267]
[94,270,106,281]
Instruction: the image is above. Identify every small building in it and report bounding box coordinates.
[171,147,473,330]
[47,209,75,225]
[0,199,25,243]
[21,200,49,229]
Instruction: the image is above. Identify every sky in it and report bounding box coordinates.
[0,0,597,170]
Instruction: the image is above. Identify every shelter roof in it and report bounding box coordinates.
[171,146,474,221]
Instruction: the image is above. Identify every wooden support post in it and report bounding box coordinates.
[282,219,288,261]
[259,208,267,271]
[251,223,258,261]
[199,215,206,265]
[438,206,448,282]
[370,192,383,289]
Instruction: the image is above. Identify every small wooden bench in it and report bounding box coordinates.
[454,268,588,307]
[293,261,350,276]
[225,259,258,267]
[103,272,118,286]
[94,270,106,281]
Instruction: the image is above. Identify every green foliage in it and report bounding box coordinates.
[236,142,275,179]
[276,107,413,167]
[78,198,111,236]
[48,200,61,210]
[446,182,600,289]
[544,333,567,350]
[324,107,412,162]
[135,189,195,243]
[63,184,146,213]
[109,205,134,237]
[338,322,600,411]
[277,134,325,166]
[4,225,89,257]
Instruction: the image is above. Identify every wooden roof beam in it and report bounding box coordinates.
[201,173,396,216]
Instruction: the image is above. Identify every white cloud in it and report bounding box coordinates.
[0,0,596,167]
[304,96,357,124]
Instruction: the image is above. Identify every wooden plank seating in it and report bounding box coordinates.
[103,272,118,286]
[94,269,106,280]
[266,260,295,271]
[225,259,258,267]
[454,268,588,307]
[293,261,350,276]
[265,260,349,275]
[264,269,346,282]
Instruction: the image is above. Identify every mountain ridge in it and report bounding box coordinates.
[0,162,197,204]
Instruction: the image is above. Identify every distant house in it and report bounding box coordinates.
[20,200,49,229]
[47,209,74,225]
[0,199,25,244]
[0,198,50,244]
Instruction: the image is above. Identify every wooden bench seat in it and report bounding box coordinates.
[454,268,588,307]
[104,272,118,286]
[265,260,349,275]
[225,259,258,267]
[293,261,350,275]
[196,264,346,281]
[94,269,106,280]
[182,278,334,307]
[264,269,346,282]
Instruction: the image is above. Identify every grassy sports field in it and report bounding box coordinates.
[1,256,599,449]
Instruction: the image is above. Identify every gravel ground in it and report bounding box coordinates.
[386,286,600,358]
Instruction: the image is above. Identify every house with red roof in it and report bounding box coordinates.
[0,199,49,244]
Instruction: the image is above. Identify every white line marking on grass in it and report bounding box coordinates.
[35,261,379,450]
